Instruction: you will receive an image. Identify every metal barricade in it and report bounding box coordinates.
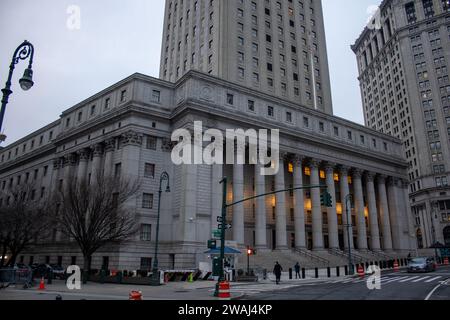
[0,269,33,288]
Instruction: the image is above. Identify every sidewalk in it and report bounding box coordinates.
[0,277,342,300]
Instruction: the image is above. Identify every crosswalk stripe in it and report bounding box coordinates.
[399,276,420,282]
[412,276,431,283]
[383,276,409,283]
[425,276,442,283]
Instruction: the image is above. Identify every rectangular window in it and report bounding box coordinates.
[152,90,161,103]
[227,93,234,105]
[248,100,255,111]
[144,163,155,178]
[142,193,154,209]
[140,224,152,241]
[146,136,157,150]
[114,163,122,178]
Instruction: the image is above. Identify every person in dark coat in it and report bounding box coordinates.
[273,262,283,285]
[294,262,301,279]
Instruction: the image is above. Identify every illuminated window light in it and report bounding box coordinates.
[288,163,294,173]
[304,167,311,176]
[334,173,339,182]
[320,170,326,179]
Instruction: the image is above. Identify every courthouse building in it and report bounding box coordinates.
[0,0,416,270]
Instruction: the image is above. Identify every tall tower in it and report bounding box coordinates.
[159,0,334,114]
[352,0,450,248]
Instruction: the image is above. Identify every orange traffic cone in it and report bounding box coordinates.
[129,290,143,300]
[357,265,365,278]
[393,260,399,272]
[38,277,45,290]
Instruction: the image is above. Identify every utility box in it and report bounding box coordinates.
[212,257,221,277]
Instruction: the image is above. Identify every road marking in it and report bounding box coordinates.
[412,276,431,283]
[383,276,409,284]
[425,276,442,283]
[425,279,448,301]
[399,276,420,283]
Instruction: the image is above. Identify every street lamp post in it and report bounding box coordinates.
[345,194,354,275]
[1,40,35,140]
[150,171,170,286]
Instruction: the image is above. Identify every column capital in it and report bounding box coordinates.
[104,138,116,153]
[53,158,62,170]
[365,172,376,182]
[77,148,90,162]
[387,176,401,187]
[121,130,143,147]
[291,154,305,166]
[279,151,289,161]
[377,174,387,184]
[324,162,337,174]
[338,165,350,175]
[91,143,104,157]
[352,168,363,179]
[308,158,320,169]
[68,153,78,166]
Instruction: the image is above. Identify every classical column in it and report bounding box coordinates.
[211,163,223,235]
[63,153,77,190]
[51,158,62,194]
[76,149,90,182]
[377,175,393,251]
[292,155,306,249]
[325,163,339,250]
[339,166,354,249]
[91,143,104,183]
[387,177,404,250]
[254,163,267,249]
[310,159,324,250]
[232,160,245,246]
[401,179,416,251]
[275,153,288,250]
[353,169,368,251]
[365,173,381,251]
[103,138,116,177]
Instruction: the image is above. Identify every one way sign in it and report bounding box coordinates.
[218,223,232,230]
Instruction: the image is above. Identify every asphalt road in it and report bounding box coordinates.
[242,266,450,300]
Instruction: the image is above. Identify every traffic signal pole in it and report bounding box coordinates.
[214,179,331,296]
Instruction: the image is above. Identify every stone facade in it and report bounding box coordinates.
[0,71,415,270]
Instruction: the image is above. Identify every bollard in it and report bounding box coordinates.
[47,270,53,285]
[314,268,319,279]
[289,268,293,280]
[301,268,306,279]
[336,266,340,277]
[344,265,348,276]
[327,267,331,278]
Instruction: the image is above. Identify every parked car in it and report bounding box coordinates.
[32,264,53,278]
[50,265,66,280]
[407,257,436,273]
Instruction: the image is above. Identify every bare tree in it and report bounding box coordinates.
[54,174,140,282]
[0,183,54,268]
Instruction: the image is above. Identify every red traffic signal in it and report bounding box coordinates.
[246,247,256,256]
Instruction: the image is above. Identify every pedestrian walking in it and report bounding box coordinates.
[294,262,301,279]
[273,262,283,285]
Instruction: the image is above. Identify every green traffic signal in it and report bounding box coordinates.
[321,192,333,208]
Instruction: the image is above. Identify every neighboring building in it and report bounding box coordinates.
[159,0,333,114]
[0,0,416,271]
[352,0,450,248]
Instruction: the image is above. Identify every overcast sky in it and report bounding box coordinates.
[0,0,381,146]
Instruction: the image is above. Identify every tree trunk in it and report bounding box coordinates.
[82,255,91,284]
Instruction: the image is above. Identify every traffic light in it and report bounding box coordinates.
[246,247,257,256]
[321,192,333,208]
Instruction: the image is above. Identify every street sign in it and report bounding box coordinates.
[217,217,224,223]
[208,239,217,249]
[218,224,232,230]
[213,230,222,238]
